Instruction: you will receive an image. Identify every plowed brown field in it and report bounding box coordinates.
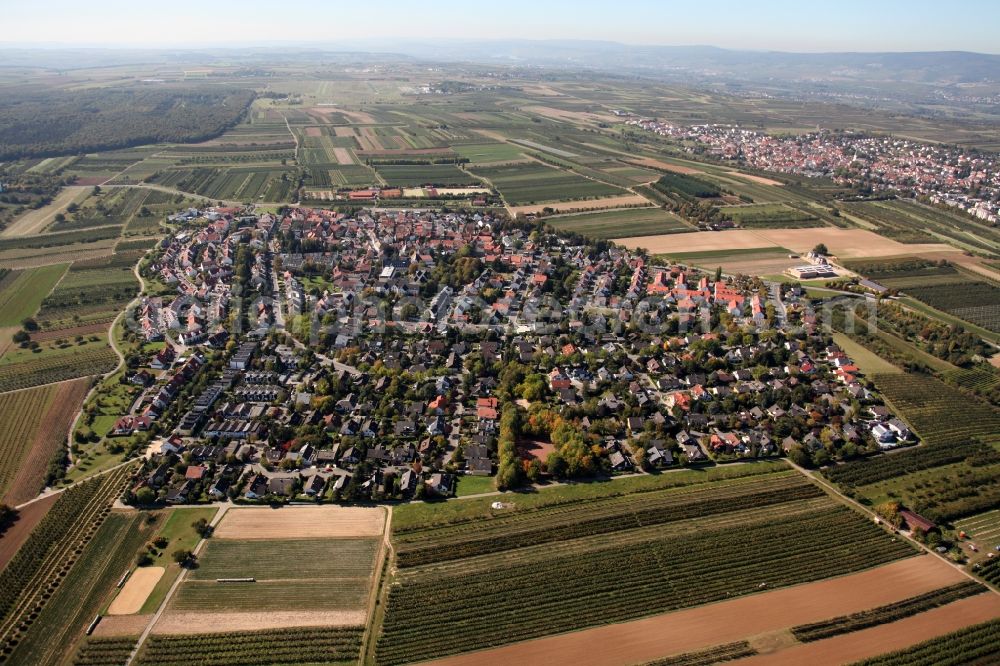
[732,592,1000,665]
[418,557,968,666]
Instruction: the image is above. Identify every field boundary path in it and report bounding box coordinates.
[360,506,392,663]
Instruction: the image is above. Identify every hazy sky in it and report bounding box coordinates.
[3,0,998,54]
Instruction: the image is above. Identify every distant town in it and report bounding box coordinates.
[626,116,1000,223]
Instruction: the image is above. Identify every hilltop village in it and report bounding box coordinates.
[118,206,910,505]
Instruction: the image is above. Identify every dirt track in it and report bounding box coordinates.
[732,593,1000,665]
[213,505,386,539]
[418,557,967,666]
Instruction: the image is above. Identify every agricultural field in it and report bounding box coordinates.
[37,251,141,329]
[469,162,624,205]
[149,166,296,202]
[416,556,974,666]
[136,626,364,666]
[127,507,219,617]
[789,581,987,643]
[841,257,969,289]
[0,466,134,661]
[72,637,138,666]
[374,164,480,188]
[158,506,385,633]
[0,186,91,238]
[0,334,117,393]
[718,202,823,228]
[0,378,90,505]
[841,199,1000,256]
[905,281,1000,334]
[374,467,914,665]
[6,511,154,666]
[452,143,525,163]
[615,228,951,261]
[546,207,692,239]
[851,617,1000,666]
[955,510,1000,565]
[0,263,67,326]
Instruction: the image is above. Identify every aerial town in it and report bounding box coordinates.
[2,9,1000,664]
[116,206,910,505]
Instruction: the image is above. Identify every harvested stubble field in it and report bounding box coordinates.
[375,468,915,665]
[151,610,366,635]
[213,505,385,539]
[418,557,968,666]
[614,228,953,259]
[734,595,1000,666]
[108,566,165,615]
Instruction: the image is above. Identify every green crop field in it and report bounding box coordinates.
[656,246,791,262]
[375,468,913,665]
[546,207,691,239]
[136,627,364,666]
[469,162,624,205]
[189,538,378,580]
[170,580,369,612]
[0,343,117,393]
[719,203,823,228]
[169,533,379,614]
[453,143,525,163]
[0,264,67,326]
[374,164,480,187]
